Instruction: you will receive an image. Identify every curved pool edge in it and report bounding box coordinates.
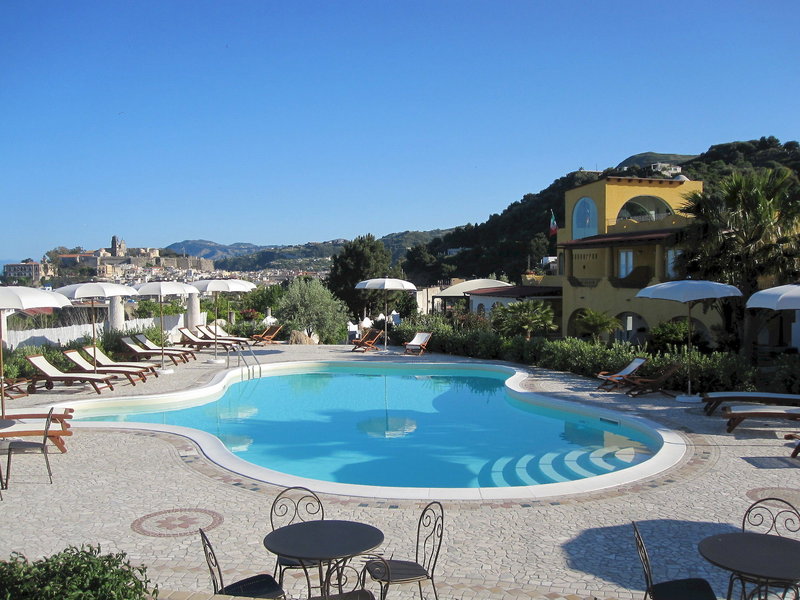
[59,360,689,501]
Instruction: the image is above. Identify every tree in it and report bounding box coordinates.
[492,300,557,340]
[574,308,622,344]
[275,278,350,344]
[327,234,391,318]
[239,285,285,319]
[675,168,800,351]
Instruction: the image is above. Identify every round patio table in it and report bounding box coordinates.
[0,419,15,430]
[699,532,800,599]
[263,519,384,595]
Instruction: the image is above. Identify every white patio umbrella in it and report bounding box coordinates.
[636,280,742,396]
[0,286,71,417]
[355,278,417,351]
[189,279,253,361]
[55,282,139,372]
[746,284,800,310]
[134,281,197,371]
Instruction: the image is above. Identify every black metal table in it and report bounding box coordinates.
[263,519,384,595]
[699,532,800,599]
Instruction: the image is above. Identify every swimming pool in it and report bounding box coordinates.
[70,361,685,499]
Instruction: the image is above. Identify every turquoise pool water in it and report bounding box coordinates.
[78,364,659,488]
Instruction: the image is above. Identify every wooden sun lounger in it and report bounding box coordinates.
[723,404,800,433]
[1,377,30,400]
[25,354,115,395]
[251,325,283,345]
[703,391,800,416]
[132,335,197,362]
[351,328,383,352]
[202,324,253,344]
[0,409,74,453]
[83,346,159,378]
[404,332,432,356]
[622,364,680,398]
[596,357,647,391]
[120,336,183,365]
[63,349,148,386]
[197,325,252,345]
[178,327,240,351]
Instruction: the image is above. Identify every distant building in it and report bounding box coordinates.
[650,162,682,176]
[3,261,42,283]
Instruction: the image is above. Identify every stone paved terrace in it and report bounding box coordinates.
[2,343,799,600]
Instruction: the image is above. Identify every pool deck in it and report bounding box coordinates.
[2,343,799,600]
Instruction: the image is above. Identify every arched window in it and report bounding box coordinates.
[616,195,673,223]
[572,197,598,239]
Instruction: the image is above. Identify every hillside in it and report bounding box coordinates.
[616,152,697,169]
[402,136,800,285]
[184,229,454,271]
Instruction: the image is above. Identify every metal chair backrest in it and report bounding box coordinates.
[41,407,54,446]
[742,497,800,537]
[322,553,388,598]
[198,528,224,594]
[632,522,654,597]
[415,501,444,578]
[270,486,324,531]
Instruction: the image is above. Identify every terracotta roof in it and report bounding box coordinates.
[559,228,677,248]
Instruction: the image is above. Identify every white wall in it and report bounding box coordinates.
[2,313,206,349]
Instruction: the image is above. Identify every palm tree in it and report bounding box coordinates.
[574,308,622,344]
[675,168,800,352]
[492,300,558,340]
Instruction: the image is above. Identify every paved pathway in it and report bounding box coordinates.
[2,344,799,600]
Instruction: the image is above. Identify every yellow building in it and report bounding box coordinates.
[551,175,724,343]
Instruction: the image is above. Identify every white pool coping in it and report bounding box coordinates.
[59,360,688,501]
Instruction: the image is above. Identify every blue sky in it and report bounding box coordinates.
[2,1,798,263]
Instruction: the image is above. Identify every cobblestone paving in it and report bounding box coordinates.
[2,344,798,600]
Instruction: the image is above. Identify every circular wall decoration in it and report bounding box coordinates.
[132,508,223,538]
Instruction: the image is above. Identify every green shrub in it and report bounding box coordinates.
[0,545,157,599]
[769,353,800,394]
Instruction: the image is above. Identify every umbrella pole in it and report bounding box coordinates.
[213,292,219,360]
[0,314,5,418]
[384,293,389,351]
[160,294,166,371]
[91,298,97,373]
[687,303,693,396]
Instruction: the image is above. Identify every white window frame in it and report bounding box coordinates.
[619,249,634,278]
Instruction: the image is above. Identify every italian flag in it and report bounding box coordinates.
[548,210,558,237]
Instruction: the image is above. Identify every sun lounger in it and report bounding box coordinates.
[351,329,383,352]
[63,349,149,386]
[0,409,74,453]
[120,336,183,365]
[178,327,241,351]
[723,404,800,433]
[622,364,680,397]
[596,357,647,391]
[404,332,432,356]
[702,391,800,416]
[198,324,252,345]
[251,325,282,345]
[132,334,197,362]
[25,354,115,395]
[82,346,159,378]
[1,377,30,400]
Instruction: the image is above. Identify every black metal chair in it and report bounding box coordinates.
[632,522,716,600]
[730,498,800,600]
[3,407,54,488]
[269,486,325,589]
[367,501,443,600]
[199,528,285,599]
[309,554,390,600]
